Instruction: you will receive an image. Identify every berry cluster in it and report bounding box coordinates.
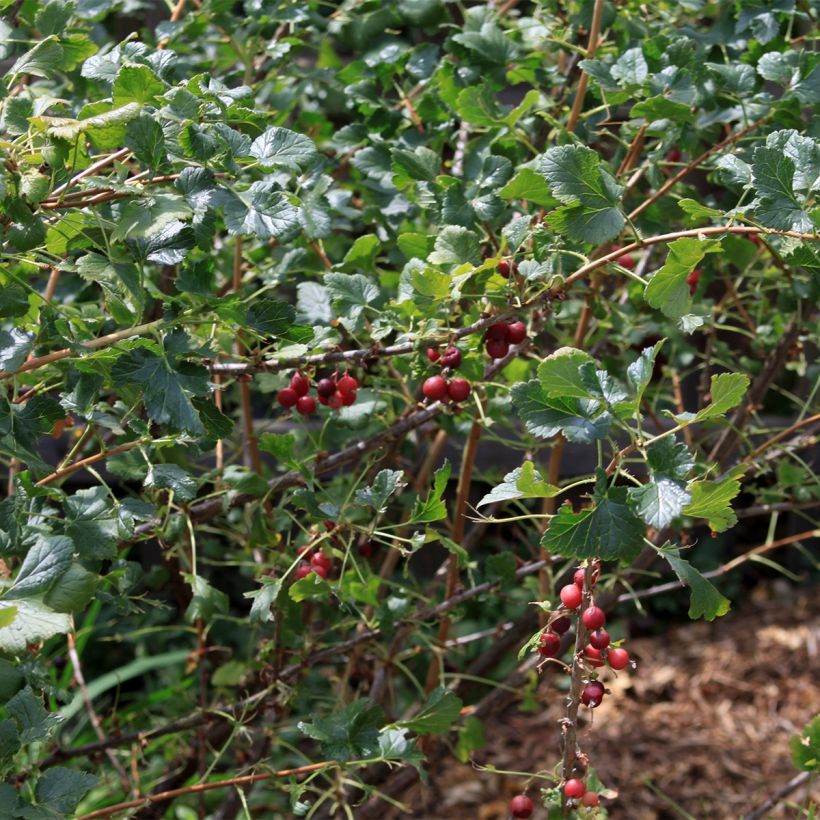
[484,319,527,360]
[294,521,339,580]
[277,371,360,415]
[422,344,472,404]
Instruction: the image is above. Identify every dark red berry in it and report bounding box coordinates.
[328,391,344,409]
[426,347,440,363]
[440,346,462,369]
[538,631,561,657]
[589,629,610,650]
[666,147,682,163]
[581,606,606,631]
[559,583,582,610]
[564,779,586,799]
[323,520,336,531]
[295,562,313,580]
[574,568,587,588]
[582,793,600,808]
[497,259,512,278]
[510,794,534,818]
[277,388,298,408]
[310,563,328,579]
[296,545,314,559]
[317,378,336,398]
[485,337,510,359]
[297,395,316,416]
[485,322,510,341]
[447,378,471,402]
[616,253,636,270]
[358,541,374,558]
[422,375,448,401]
[607,646,630,670]
[551,616,571,635]
[581,680,606,707]
[507,321,527,344]
[317,393,330,406]
[340,389,357,406]
[584,645,604,667]
[310,552,332,574]
[687,268,702,296]
[337,374,358,396]
[290,373,310,397]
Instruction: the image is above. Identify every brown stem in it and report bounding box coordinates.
[74,762,333,820]
[740,413,820,466]
[36,440,144,487]
[617,124,647,177]
[743,771,812,820]
[49,148,131,200]
[424,419,483,693]
[565,0,605,134]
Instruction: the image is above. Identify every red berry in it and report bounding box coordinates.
[687,268,702,296]
[581,792,600,808]
[581,680,606,708]
[317,378,336,398]
[317,394,330,406]
[277,388,298,408]
[310,563,328,579]
[589,629,610,650]
[296,395,316,416]
[358,540,374,558]
[422,375,448,401]
[447,378,471,402]
[485,337,510,359]
[616,253,636,270]
[581,606,605,631]
[337,374,358,396]
[564,779,586,799]
[497,259,512,278]
[290,373,310,397]
[510,794,534,818]
[426,347,440,363]
[538,631,561,657]
[666,147,682,163]
[328,391,344,409]
[485,322,510,341]
[584,645,604,667]
[607,647,630,670]
[296,545,314,559]
[440,346,462,369]
[551,616,571,635]
[295,562,312,580]
[559,583,582,610]
[749,234,762,247]
[574,568,587,588]
[311,552,332,574]
[507,321,527,344]
[340,389,357,406]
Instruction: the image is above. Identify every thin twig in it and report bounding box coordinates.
[566,0,605,134]
[742,771,812,820]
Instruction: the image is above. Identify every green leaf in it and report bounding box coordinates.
[645,238,721,320]
[298,699,384,763]
[411,461,450,523]
[325,273,379,331]
[0,329,35,372]
[537,347,597,399]
[456,716,486,763]
[355,469,405,513]
[0,719,20,761]
[125,115,166,169]
[611,47,648,86]
[658,545,731,621]
[790,714,820,772]
[43,563,98,613]
[630,96,695,124]
[6,687,61,742]
[341,235,381,272]
[628,479,691,530]
[246,298,295,337]
[38,102,141,142]
[428,226,480,266]
[113,65,165,105]
[540,145,625,243]
[0,284,31,319]
[397,232,434,260]
[625,341,664,404]
[7,535,73,599]
[477,462,559,507]
[145,464,197,501]
[245,579,281,624]
[0,607,17,629]
[184,573,229,622]
[542,484,646,562]
[112,348,208,434]
[259,432,295,461]
[377,728,424,766]
[224,183,300,239]
[693,373,750,422]
[392,146,439,185]
[399,687,462,735]
[10,36,63,78]
[64,486,122,560]
[511,380,611,443]
[249,127,317,172]
[498,168,557,208]
[683,467,743,532]
[35,767,99,814]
